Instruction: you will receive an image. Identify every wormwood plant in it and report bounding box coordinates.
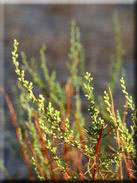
[8,18,137,180]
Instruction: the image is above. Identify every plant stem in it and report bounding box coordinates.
[92,126,103,180]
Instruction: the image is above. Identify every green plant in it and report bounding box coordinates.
[8,19,137,181]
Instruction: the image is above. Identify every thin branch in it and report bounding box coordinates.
[92,126,104,180]
[4,94,34,179]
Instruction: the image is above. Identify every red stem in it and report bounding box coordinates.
[4,94,34,179]
[92,126,103,180]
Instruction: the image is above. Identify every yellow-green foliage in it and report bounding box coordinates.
[10,20,137,181]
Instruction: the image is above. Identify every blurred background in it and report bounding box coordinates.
[4,4,135,178]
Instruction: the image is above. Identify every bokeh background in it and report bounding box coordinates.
[4,4,135,178]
